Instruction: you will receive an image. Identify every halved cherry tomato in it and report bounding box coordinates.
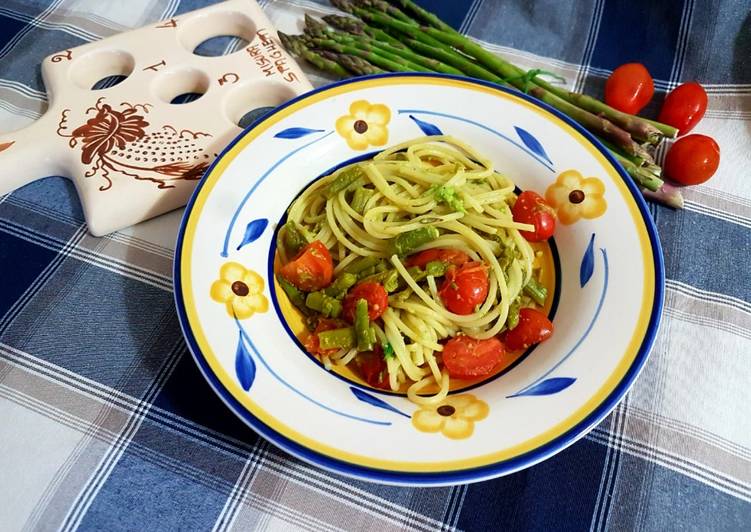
[512,191,556,242]
[279,240,333,291]
[503,308,554,351]
[664,134,720,186]
[304,318,346,357]
[605,63,655,114]
[442,336,506,379]
[357,346,390,389]
[439,262,489,315]
[406,248,470,269]
[343,282,389,322]
[658,82,707,136]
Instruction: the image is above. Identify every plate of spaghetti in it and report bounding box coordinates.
[175,73,664,485]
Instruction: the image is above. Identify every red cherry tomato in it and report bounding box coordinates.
[442,336,506,379]
[439,262,490,315]
[343,282,389,322]
[605,63,655,114]
[357,346,390,389]
[304,318,346,357]
[658,82,707,136]
[503,308,554,351]
[512,191,556,242]
[664,134,720,186]
[406,248,470,269]
[279,240,333,291]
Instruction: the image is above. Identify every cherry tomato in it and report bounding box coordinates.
[406,248,470,269]
[664,134,720,186]
[658,82,707,135]
[279,240,333,291]
[343,282,389,322]
[503,308,554,351]
[439,262,490,315]
[304,318,346,357]
[512,191,556,242]
[605,63,655,114]
[357,346,390,389]
[442,336,506,379]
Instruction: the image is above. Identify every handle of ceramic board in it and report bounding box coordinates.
[0,113,67,195]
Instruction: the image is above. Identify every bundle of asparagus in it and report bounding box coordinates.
[279,0,683,208]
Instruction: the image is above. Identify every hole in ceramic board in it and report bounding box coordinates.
[177,11,256,57]
[170,92,205,104]
[224,82,297,128]
[237,106,275,129]
[193,35,250,57]
[91,75,128,90]
[69,50,135,91]
[152,68,210,105]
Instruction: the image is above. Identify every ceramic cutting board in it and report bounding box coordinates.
[0,0,311,235]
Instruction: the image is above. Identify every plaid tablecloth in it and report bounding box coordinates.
[1,0,749,530]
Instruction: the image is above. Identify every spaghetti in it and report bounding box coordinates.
[276,136,550,405]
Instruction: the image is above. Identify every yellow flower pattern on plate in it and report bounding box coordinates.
[412,394,489,439]
[210,262,269,319]
[336,100,391,150]
[545,169,607,225]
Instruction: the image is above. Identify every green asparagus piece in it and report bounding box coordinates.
[359,267,400,292]
[324,272,358,299]
[316,33,433,71]
[281,221,309,256]
[425,260,449,277]
[355,299,375,351]
[523,277,548,306]
[507,299,521,330]
[276,276,309,313]
[307,36,434,72]
[324,165,366,198]
[331,53,386,75]
[403,37,501,82]
[389,226,440,256]
[357,0,416,24]
[608,149,663,191]
[278,32,350,78]
[305,291,343,318]
[343,255,382,275]
[311,24,463,75]
[318,327,356,350]
[323,14,406,48]
[350,186,375,213]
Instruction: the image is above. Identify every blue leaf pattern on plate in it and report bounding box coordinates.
[580,233,596,287]
[236,218,268,251]
[235,333,256,391]
[514,126,553,165]
[510,377,575,397]
[408,114,443,136]
[350,387,411,418]
[274,127,324,139]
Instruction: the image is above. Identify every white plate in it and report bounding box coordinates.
[174,74,664,485]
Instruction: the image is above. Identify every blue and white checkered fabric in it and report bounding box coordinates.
[1,0,749,530]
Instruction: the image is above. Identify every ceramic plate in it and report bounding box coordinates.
[174,74,664,485]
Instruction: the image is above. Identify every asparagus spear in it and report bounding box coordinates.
[306,17,464,75]
[356,0,416,24]
[640,183,684,209]
[306,36,435,73]
[354,299,375,351]
[318,327,356,350]
[357,10,651,160]
[307,34,435,73]
[279,32,350,78]
[330,52,386,75]
[388,226,440,256]
[323,14,406,48]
